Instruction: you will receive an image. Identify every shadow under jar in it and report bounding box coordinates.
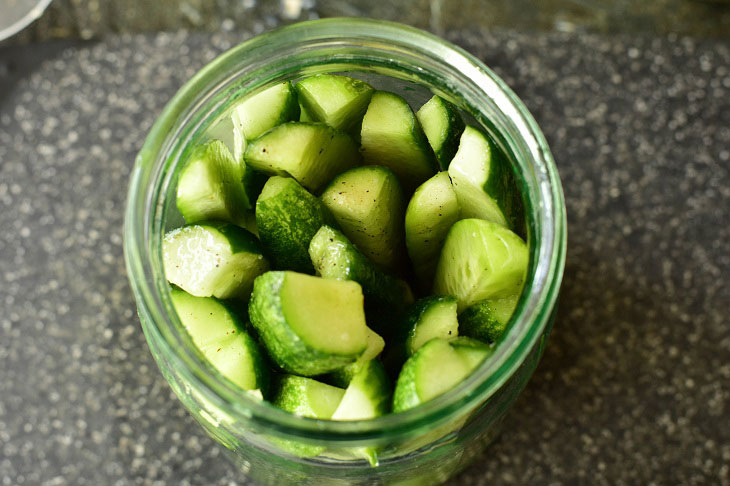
[124,18,566,486]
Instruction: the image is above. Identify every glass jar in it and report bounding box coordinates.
[124,18,566,486]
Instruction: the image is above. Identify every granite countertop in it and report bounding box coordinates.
[0,29,728,485]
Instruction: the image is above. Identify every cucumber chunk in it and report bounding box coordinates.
[360,91,437,191]
[405,171,461,287]
[273,375,345,419]
[255,176,337,273]
[248,271,368,376]
[295,74,374,132]
[170,288,269,395]
[176,140,250,225]
[320,166,406,272]
[448,126,516,228]
[392,337,490,412]
[231,81,300,162]
[433,218,528,312]
[327,327,385,388]
[309,225,414,335]
[416,95,465,169]
[331,360,390,421]
[403,296,459,356]
[458,293,519,343]
[244,122,360,193]
[163,222,269,300]
[449,336,493,369]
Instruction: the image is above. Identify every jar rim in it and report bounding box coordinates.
[124,18,566,441]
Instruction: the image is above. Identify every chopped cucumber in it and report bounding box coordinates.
[331,360,390,421]
[272,375,345,419]
[403,296,459,356]
[170,288,269,395]
[176,140,250,225]
[404,171,461,287]
[255,176,337,273]
[392,337,490,412]
[433,218,528,312]
[360,91,437,191]
[449,336,493,369]
[244,122,360,193]
[416,95,465,169]
[448,126,517,228]
[458,293,519,343]
[248,271,368,376]
[163,222,269,300]
[320,166,406,272]
[231,81,300,162]
[295,74,374,132]
[299,101,314,122]
[309,225,414,336]
[327,326,385,388]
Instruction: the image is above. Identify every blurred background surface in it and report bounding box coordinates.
[4,0,730,44]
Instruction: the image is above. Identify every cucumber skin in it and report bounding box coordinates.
[309,225,413,337]
[248,271,361,376]
[458,296,517,343]
[197,221,264,255]
[170,288,271,397]
[256,177,338,273]
[416,96,465,170]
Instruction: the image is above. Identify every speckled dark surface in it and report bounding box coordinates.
[0,30,728,485]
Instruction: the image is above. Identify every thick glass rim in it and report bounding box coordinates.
[124,18,566,442]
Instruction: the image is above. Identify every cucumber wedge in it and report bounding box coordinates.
[299,101,314,122]
[405,171,461,287]
[295,74,374,132]
[320,166,406,272]
[449,336,493,369]
[231,81,300,162]
[402,296,459,356]
[248,271,368,376]
[309,225,414,335]
[448,126,516,228]
[416,95,465,169]
[170,288,269,395]
[331,360,390,421]
[163,222,269,300]
[458,293,519,343]
[327,327,385,388]
[176,140,250,225]
[255,176,337,273]
[392,337,490,412]
[272,375,345,419]
[433,218,528,312]
[244,122,360,193]
[360,91,437,191]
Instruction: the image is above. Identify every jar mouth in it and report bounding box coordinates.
[124,18,566,441]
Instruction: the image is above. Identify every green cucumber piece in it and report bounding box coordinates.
[404,171,461,287]
[403,296,459,356]
[320,166,406,272]
[327,326,385,388]
[163,222,269,300]
[248,271,368,376]
[272,375,345,419]
[360,91,438,191]
[448,126,516,228]
[433,218,528,312]
[175,140,250,225]
[170,288,269,395]
[299,101,314,122]
[295,74,374,132]
[331,360,390,421]
[449,336,493,369]
[244,122,360,193]
[255,176,337,273]
[392,339,467,413]
[416,95,465,169]
[231,81,300,162]
[458,293,519,343]
[309,225,414,336]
